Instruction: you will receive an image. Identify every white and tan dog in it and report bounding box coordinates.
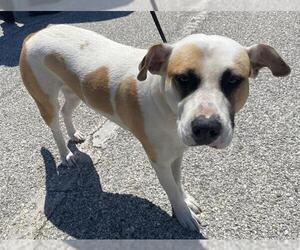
[20,24,290,231]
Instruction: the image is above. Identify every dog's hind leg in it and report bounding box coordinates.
[20,48,77,166]
[48,96,77,167]
[61,86,85,143]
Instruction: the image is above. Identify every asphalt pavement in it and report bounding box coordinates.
[0,11,299,239]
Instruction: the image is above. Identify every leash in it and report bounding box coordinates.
[150,11,168,43]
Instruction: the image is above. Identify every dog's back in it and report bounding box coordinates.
[20,24,145,121]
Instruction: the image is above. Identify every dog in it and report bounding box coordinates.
[19,24,290,231]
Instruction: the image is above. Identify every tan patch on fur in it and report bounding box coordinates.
[115,76,156,161]
[19,33,54,125]
[82,67,114,115]
[231,50,251,112]
[167,44,203,77]
[233,50,251,77]
[44,53,84,100]
[45,54,113,115]
[45,53,113,114]
[24,32,36,43]
[231,79,249,113]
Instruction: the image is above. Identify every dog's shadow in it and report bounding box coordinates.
[41,143,205,239]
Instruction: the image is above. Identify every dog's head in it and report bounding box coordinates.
[138,34,291,148]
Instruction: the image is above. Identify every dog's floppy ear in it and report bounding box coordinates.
[247,44,291,78]
[137,44,172,81]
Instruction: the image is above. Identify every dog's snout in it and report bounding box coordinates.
[191,115,222,145]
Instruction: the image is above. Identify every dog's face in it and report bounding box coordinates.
[138,34,290,148]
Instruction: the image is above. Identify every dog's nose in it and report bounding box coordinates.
[191,115,222,145]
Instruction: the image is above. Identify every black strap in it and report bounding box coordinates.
[150,11,167,43]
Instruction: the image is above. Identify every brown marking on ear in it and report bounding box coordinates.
[116,76,156,162]
[167,44,203,77]
[232,79,249,113]
[137,54,147,81]
[137,44,172,81]
[45,53,84,100]
[82,67,114,115]
[247,44,291,78]
[19,37,54,126]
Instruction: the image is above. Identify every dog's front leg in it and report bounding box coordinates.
[171,157,202,215]
[151,161,201,231]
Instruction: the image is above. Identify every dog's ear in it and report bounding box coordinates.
[137,44,172,81]
[247,44,291,78]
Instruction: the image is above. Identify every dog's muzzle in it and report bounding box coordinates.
[191,115,222,146]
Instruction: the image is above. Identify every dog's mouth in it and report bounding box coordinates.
[208,129,233,149]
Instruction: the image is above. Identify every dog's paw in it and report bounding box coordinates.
[70,131,85,143]
[173,203,201,232]
[185,193,202,215]
[62,151,78,167]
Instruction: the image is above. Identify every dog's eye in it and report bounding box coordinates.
[174,74,189,83]
[221,69,245,98]
[173,71,200,99]
[227,75,243,85]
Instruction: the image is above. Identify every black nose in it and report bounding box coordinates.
[191,115,222,145]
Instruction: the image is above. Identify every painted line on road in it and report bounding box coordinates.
[92,120,119,149]
[181,9,209,37]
